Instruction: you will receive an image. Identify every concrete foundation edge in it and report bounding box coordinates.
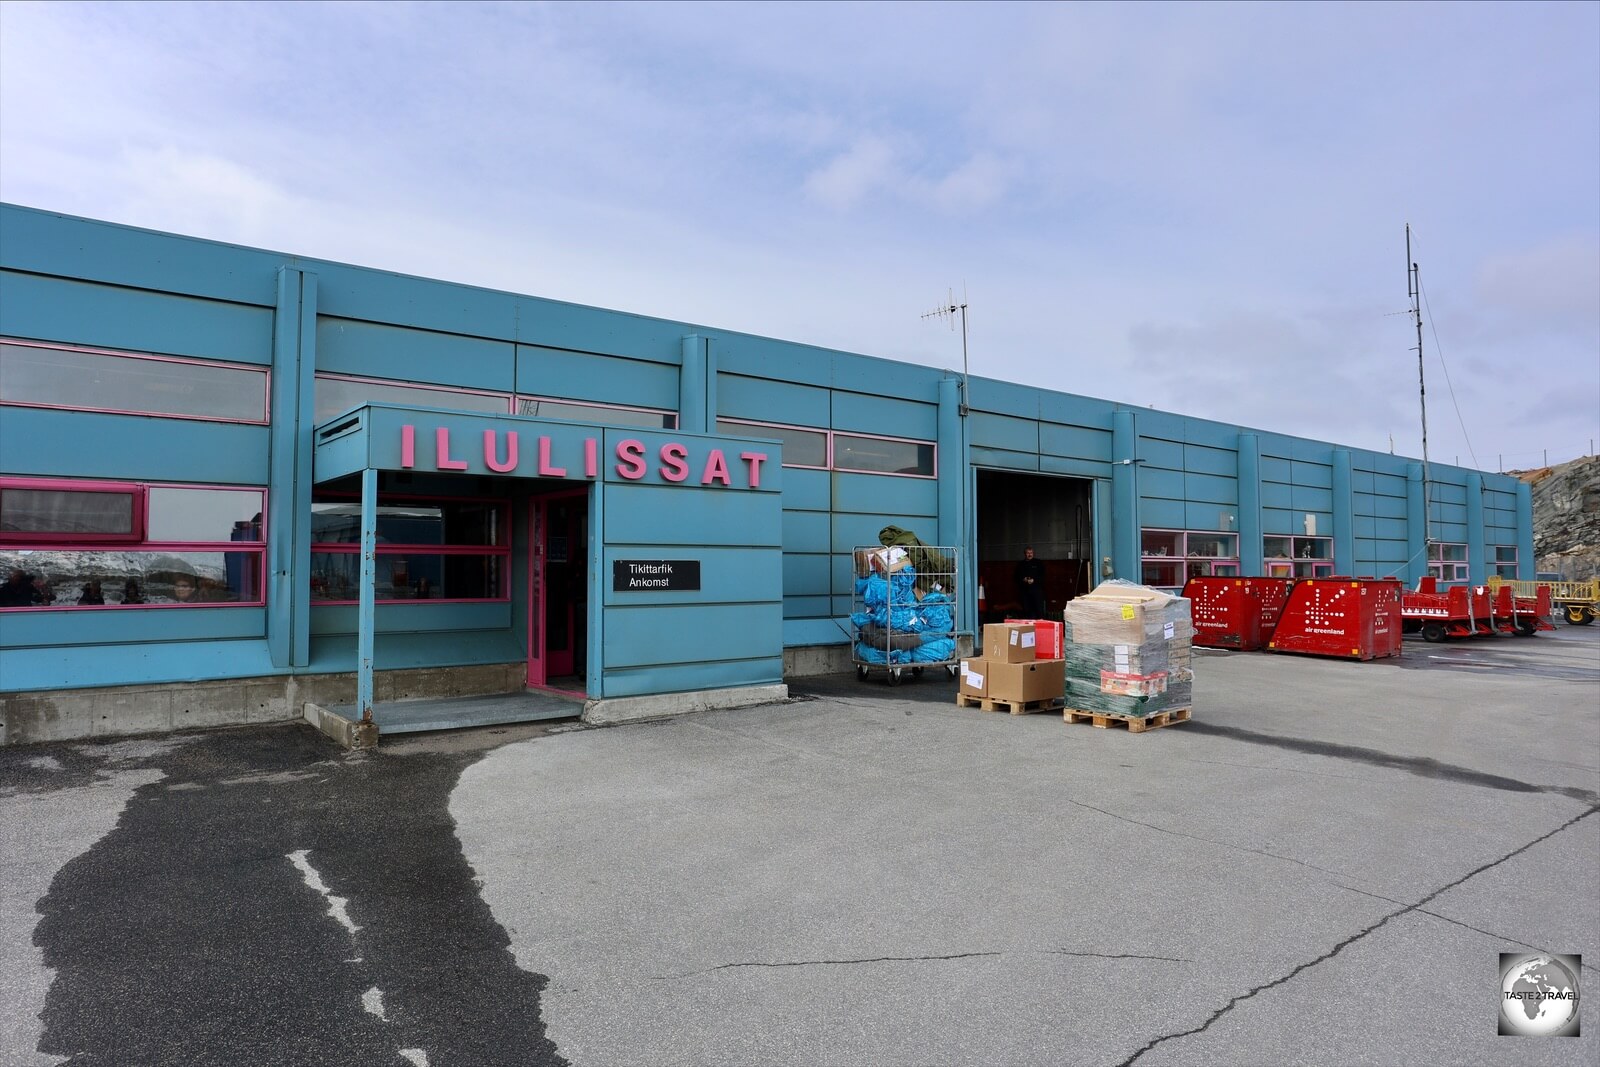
[582,683,790,725]
[0,662,524,746]
[303,702,379,750]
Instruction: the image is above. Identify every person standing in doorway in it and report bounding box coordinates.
[1015,546,1047,619]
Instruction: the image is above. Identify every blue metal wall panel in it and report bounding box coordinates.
[1260,457,1293,484]
[829,514,939,553]
[1353,515,1376,538]
[1183,443,1237,476]
[1261,483,1293,509]
[1139,498,1186,527]
[969,412,1039,453]
[1039,456,1112,480]
[1183,473,1238,504]
[1,271,275,364]
[1136,438,1185,469]
[1,608,265,649]
[1353,470,1375,494]
[780,468,831,511]
[1432,482,1468,505]
[603,603,781,668]
[1040,423,1112,461]
[781,552,831,596]
[831,355,940,402]
[831,391,937,439]
[307,631,524,670]
[600,656,785,696]
[965,377,1038,418]
[1183,420,1241,449]
[316,317,515,390]
[1139,468,1185,499]
[1,639,279,692]
[1135,409,1188,442]
[718,373,830,426]
[970,447,1039,471]
[308,602,514,635]
[784,595,832,619]
[1290,486,1334,512]
[785,617,849,646]
[1185,502,1237,530]
[1369,495,1407,519]
[782,509,831,552]
[1374,517,1408,540]
[517,344,678,407]
[1290,461,1333,489]
[0,408,270,484]
[1262,507,1296,532]
[718,336,832,388]
[830,473,939,516]
[1037,394,1113,429]
[604,484,782,546]
[0,205,281,306]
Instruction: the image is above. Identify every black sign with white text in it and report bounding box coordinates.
[612,560,701,592]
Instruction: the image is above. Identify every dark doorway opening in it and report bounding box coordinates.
[528,488,590,694]
[975,469,1095,625]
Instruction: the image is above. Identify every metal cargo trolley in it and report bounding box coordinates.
[849,543,966,685]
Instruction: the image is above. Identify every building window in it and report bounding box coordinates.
[1263,535,1334,579]
[309,494,509,602]
[1428,542,1469,583]
[716,419,828,469]
[1491,545,1518,580]
[315,374,511,424]
[716,419,935,476]
[832,434,936,477]
[2,339,269,423]
[0,478,265,608]
[517,396,676,430]
[1141,529,1240,591]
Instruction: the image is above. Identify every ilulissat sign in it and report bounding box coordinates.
[397,425,771,488]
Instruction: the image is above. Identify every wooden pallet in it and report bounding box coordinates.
[1062,706,1192,733]
[955,692,1066,716]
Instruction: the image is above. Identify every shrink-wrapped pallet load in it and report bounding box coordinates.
[1062,581,1194,717]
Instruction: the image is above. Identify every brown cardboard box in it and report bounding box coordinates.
[1065,583,1191,645]
[982,622,1037,662]
[958,658,990,699]
[987,658,1066,703]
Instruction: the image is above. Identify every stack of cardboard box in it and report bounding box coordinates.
[1062,582,1194,718]
[958,622,1067,705]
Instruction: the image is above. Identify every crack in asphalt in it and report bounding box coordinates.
[653,951,1004,979]
[656,948,1195,981]
[1115,804,1600,1066]
[1062,798,1348,878]
[1046,950,1194,964]
[1333,883,1598,974]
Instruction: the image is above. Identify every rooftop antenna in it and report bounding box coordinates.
[1408,224,1433,563]
[922,286,969,415]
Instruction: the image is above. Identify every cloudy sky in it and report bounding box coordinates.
[2,1,1596,469]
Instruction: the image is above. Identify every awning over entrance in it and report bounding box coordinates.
[311,403,785,727]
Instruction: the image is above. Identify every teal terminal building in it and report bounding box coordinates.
[0,204,1534,743]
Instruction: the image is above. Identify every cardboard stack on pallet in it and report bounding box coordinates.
[1062,581,1194,719]
[957,622,1066,711]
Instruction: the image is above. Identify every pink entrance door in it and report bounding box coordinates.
[527,489,589,692]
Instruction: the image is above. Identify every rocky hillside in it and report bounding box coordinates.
[1517,455,1600,579]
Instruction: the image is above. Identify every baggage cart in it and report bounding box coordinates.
[851,544,966,685]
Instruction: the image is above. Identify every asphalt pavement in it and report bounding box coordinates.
[3,624,1598,1067]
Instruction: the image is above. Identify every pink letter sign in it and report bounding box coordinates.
[484,430,518,473]
[435,428,469,471]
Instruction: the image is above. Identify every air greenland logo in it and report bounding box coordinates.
[1499,953,1580,1037]
[399,425,768,488]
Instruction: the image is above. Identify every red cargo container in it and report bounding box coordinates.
[1181,576,1295,651]
[1267,577,1403,660]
